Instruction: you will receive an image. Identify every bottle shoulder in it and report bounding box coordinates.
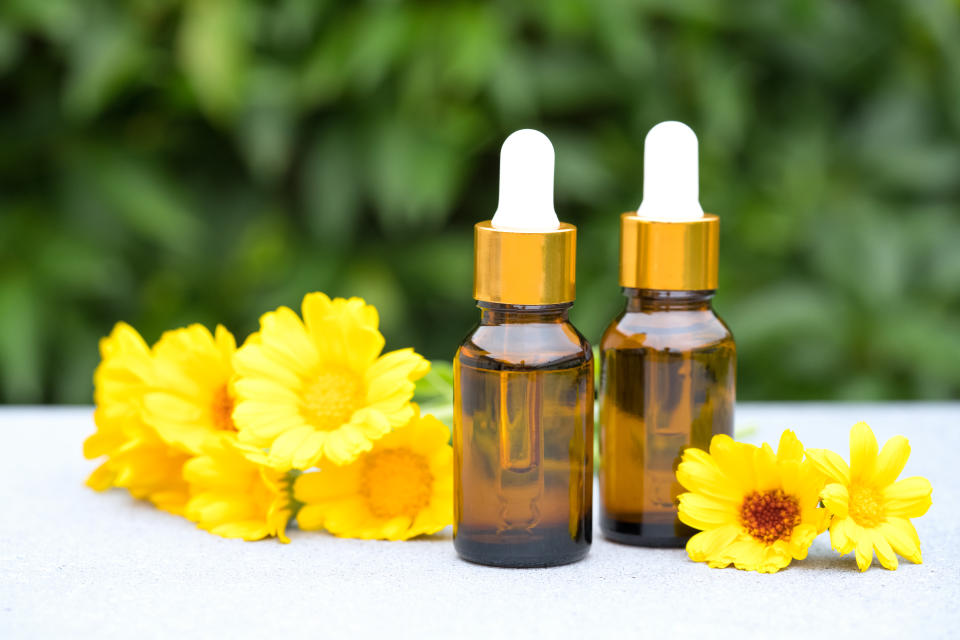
[457,321,593,371]
[601,307,734,353]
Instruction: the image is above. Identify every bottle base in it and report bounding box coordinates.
[454,528,590,568]
[600,512,695,548]
[456,547,589,568]
[456,545,590,568]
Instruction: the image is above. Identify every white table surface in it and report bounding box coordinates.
[1,404,957,639]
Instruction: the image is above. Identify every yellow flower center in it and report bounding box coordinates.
[849,485,884,528]
[304,369,364,430]
[740,489,801,544]
[211,385,236,431]
[360,449,433,519]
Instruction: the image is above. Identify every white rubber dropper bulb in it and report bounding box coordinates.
[637,121,705,222]
[492,129,560,231]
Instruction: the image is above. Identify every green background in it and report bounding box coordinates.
[2,0,959,404]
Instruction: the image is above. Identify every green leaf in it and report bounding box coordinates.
[82,150,201,250]
[236,65,298,183]
[414,360,454,402]
[0,19,22,75]
[415,360,454,429]
[177,0,251,121]
[368,117,467,229]
[0,275,43,402]
[62,9,145,120]
[302,122,362,243]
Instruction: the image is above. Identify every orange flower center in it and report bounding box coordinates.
[304,369,364,430]
[740,489,801,544]
[849,485,884,528]
[211,385,236,431]
[360,449,433,519]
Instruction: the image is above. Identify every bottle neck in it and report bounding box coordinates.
[477,301,572,325]
[622,288,715,312]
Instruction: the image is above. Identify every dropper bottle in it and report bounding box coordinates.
[453,129,593,567]
[599,121,735,547]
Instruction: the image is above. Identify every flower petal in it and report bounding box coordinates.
[883,477,932,518]
[183,455,235,489]
[685,525,740,565]
[365,348,430,389]
[233,378,302,404]
[302,292,379,334]
[787,523,819,560]
[879,517,922,564]
[805,447,851,485]
[380,515,415,541]
[409,507,450,538]
[726,539,766,572]
[677,492,737,530]
[820,483,849,519]
[757,542,793,573]
[85,463,115,491]
[259,307,319,376]
[828,516,857,555]
[214,324,237,360]
[776,429,804,464]
[872,435,910,487]
[849,421,878,482]
[676,448,741,503]
[387,413,451,456]
[292,431,330,470]
[294,466,362,504]
[233,405,306,444]
[872,531,899,570]
[708,435,757,494]
[855,532,874,571]
[233,343,302,388]
[752,443,779,491]
[311,307,385,373]
[208,520,271,541]
[347,407,393,440]
[321,496,371,536]
[267,426,318,470]
[296,504,326,531]
[322,425,375,466]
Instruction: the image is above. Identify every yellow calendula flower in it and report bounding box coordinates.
[677,431,828,573]
[143,324,239,454]
[84,322,190,514]
[806,422,932,572]
[183,436,294,542]
[233,292,430,470]
[294,412,453,541]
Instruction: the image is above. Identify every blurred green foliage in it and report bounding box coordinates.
[1,0,959,404]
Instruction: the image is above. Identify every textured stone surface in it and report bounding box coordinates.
[1,404,956,638]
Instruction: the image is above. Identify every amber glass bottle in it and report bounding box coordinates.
[599,121,736,547]
[600,288,734,546]
[453,129,592,567]
[454,302,593,567]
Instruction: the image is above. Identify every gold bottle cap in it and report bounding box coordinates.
[619,213,718,290]
[474,221,577,304]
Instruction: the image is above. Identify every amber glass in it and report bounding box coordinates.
[454,302,593,567]
[599,289,735,547]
